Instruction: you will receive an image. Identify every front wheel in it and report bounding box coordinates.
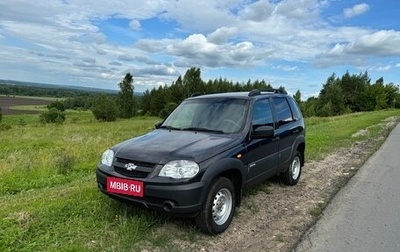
[195,177,235,234]
[280,150,302,185]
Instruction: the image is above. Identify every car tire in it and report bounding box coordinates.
[280,150,302,185]
[195,177,235,235]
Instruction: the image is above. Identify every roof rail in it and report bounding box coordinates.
[248,88,287,96]
[248,89,261,96]
[190,92,206,97]
[190,91,225,97]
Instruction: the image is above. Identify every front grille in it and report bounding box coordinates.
[113,157,156,178]
[114,167,149,178]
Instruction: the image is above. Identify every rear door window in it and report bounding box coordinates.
[252,99,273,128]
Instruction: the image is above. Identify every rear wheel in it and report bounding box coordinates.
[195,177,235,234]
[280,150,302,185]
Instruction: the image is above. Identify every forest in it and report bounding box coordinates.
[298,72,400,117]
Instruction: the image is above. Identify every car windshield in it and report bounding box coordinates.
[161,98,248,133]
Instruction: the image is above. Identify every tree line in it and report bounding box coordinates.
[296,71,400,117]
[0,83,112,98]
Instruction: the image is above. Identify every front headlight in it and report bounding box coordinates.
[101,149,114,167]
[159,160,199,179]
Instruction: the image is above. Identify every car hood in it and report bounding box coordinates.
[112,129,241,164]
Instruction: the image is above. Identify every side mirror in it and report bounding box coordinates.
[251,125,274,139]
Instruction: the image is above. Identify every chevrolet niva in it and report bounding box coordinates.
[96,89,305,234]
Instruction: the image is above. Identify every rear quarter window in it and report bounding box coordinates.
[272,97,294,127]
[287,97,303,120]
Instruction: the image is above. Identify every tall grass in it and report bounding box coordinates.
[0,109,399,251]
[0,111,159,194]
[305,110,400,160]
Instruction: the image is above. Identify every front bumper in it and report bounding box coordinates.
[96,168,205,217]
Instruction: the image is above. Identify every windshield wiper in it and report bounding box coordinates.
[182,127,224,134]
[158,125,182,130]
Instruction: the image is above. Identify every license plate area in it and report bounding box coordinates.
[106,177,144,197]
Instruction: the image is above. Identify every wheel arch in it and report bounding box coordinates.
[296,141,305,166]
[292,134,305,165]
[201,158,246,206]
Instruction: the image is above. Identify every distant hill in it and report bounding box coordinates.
[0,79,118,94]
[0,79,143,96]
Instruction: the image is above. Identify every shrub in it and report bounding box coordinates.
[47,100,65,111]
[39,108,66,124]
[54,151,75,175]
[0,106,2,122]
[91,95,118,122]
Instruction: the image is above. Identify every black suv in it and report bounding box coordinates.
[96,89,305,234]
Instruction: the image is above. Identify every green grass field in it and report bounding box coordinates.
[1,109,399,251]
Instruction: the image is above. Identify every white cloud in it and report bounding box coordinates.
[352,30,400,56]
[375,65,391,71]
[135,39,166,53]
[343,3,370,18]
[272,65,299,71]
[150,33,267,68]
[129,20,141,31]
[117,55,134,61]
[135,65,179,76]
[207,27,238,45]
[82,57,96,64]
[358,64,392,72]
[274,0,321,20]
[109,61,122,66]
[161,0,236,32]
[327,30,400,57]
[238,0,274,21]
[171,34,217,54]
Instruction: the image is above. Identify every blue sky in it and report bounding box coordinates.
[0,0,399,98]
